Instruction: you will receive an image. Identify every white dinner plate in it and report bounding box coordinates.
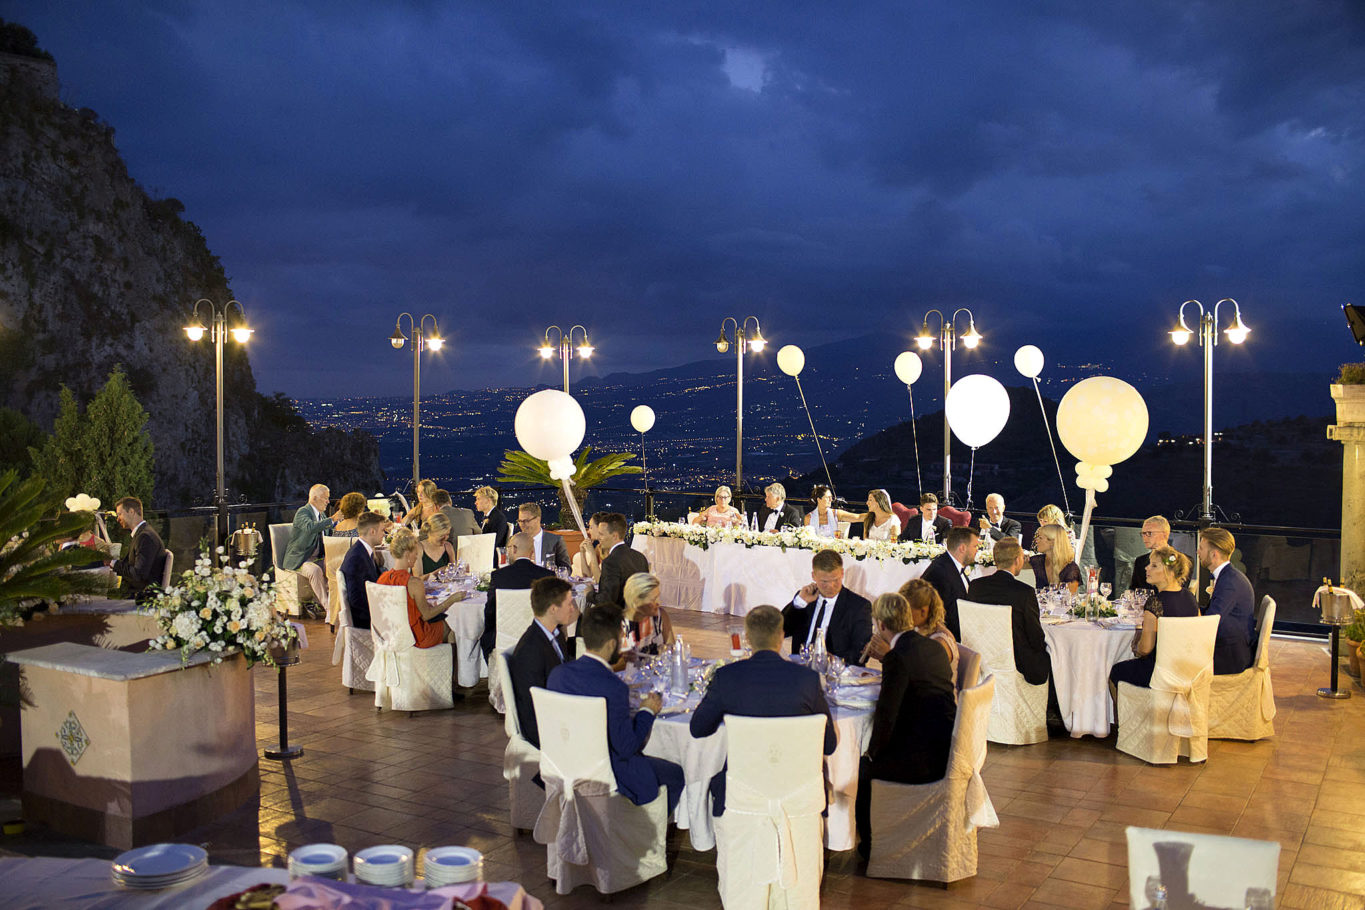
[112,843,207,879]
[288,843,347,872]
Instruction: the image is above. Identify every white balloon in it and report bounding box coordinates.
[893,351,923,385]
[630,404,656,433]
[1056,377,1148,474]
[1014,344,1045,379]
[776,344,805,377]
[945,374,1011,448]
[64,493,101,512]
[514,389,586,480]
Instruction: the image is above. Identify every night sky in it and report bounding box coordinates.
[5,1,1364,399]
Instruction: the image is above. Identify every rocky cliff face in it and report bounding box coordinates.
[0,37,382,506]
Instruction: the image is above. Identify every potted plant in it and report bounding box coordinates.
[1343,608,1365,679]
[496,447,642,551]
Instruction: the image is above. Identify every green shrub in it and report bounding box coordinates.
[1335,363,1365,385]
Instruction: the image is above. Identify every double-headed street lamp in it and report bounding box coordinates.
[539,325,594,393]
[389,314,444,494]
[1170,298,1251,522]
[714,316,767,493]
[184,298,253,543]
[915,308,983,504]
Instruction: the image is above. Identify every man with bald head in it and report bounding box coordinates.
[282,483,336,609]
[1129,515,1170,596]
[977,493,1022,542]
[481,531,555,659]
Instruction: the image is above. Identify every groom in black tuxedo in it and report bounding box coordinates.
[782,548,873,666]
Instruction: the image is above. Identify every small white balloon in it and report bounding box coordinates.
[630,404,656,433]
[894,351,923,386]
[514,389,586,479]
[1014,344,1045,379]
[945,374,1011,448]
[776,344,805,377]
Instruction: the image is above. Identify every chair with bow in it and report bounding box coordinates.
[268,523,314,617]
[956,642,981,691]
[363,581,453,713]
[487,588,534,714]
[1208,597,1276,741]
[456,532,497,574]
[529,687,669,896]
[715,714,827,909]
[498,646,544,832]
[957,600,1047,744]
[867,673,999,882]
[322,537,354,627]
[1116,615,1220,764]
[330,573,375,693]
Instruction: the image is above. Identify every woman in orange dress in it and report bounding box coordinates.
[378,529,457,647]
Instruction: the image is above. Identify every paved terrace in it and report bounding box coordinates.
[4,612,1364,909]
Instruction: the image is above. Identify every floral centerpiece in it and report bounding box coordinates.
[632,520,997,567]
[146,546,296,667]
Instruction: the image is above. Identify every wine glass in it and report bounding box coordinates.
[1099,582,1112,600]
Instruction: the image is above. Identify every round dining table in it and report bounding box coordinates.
[1042,619,1137,737]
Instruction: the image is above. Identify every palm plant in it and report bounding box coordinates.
[497,447,642,526]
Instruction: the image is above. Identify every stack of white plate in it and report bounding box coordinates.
[111,843,208,890]
[353,845,414,887]
[287,843,348,881]
[423,846,483,887]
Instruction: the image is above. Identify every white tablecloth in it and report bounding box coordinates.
[1043,621,1135,737]
[439,581,589,688]
[633,535,932,615]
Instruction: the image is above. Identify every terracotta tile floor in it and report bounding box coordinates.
[9,612,1365,908]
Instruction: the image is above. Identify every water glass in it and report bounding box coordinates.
[1099,582,1112,599]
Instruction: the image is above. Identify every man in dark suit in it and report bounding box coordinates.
[547,605,684,813]
[339,511,386,629]
[756,482,803,532]
[855,591,957,857]
[107,496,167,602]
[920,525,981,640]
[782,548,873,666]
[966,537,1051,685]
[482,532,554,658]
[475,485,511,548]
[587,513,649,609]
[433,489,479,539]
[1198,527,1256,675]
[1129,515,1170,596]
[516,502,571,569]
[977,493,1023,542]
[690,605,836,815]
[507,576,580,750]
[902,492,953,543]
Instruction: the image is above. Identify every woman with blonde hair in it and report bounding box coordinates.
[692,485,744,528]
[623,572,675,656]
[1030,524,1081,594]
[1109,545,1200,689]
[417,512,457,577]
[898,578,959,685]
[862,489,900,540]
[404,479,439,529]
[378,528,459,649]
[330,491,368,536]
[1036,503,1079,554]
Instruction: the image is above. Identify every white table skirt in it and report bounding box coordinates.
[1043,621,1135,737]
[633,535,932,616]
[443,592,488,688]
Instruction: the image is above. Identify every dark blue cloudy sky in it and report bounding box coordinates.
[5,0,1364,398]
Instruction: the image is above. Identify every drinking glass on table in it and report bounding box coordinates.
[1099,582,1112,600]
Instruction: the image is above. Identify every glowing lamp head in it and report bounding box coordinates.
[1224,316,1250,345]
[961,324,982,349]
[577,343,594,358]
[184,323,206,342]
[389,326,407,350]
[539,344,554,359]
[426,336,444,352]
[747,331,766,353]
[1169,327,1192,346]
[714,329,731,353]
[915,325,935,350]
[229,326,253,344]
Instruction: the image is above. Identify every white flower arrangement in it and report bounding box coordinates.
[632,520,997,567]
[146,546,297,667]
[366,497,393,518]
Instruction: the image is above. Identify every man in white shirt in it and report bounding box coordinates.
[516,502,570,569]
[910,492,952,544]
[781,549,874,665]
[757,483,801,531]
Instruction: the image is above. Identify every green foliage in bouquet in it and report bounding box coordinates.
[497,447,641,526]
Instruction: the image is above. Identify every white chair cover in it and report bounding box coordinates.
[956,643,981,691]
[1125,826,1279,908]
[487,589,533,715]
[867,674,999,883]
[322,537,354,626]
[715,715,827,910]
[530,688,668,895]
[1116,615,1220,764]
[268,522,312,617]
[498,646,544,831]
[330,573,375,693]
[957,600,1047,744]
[160,550,174,590]
[1209,597,1276,741]
[456,533,497,575]
[363,581,453,712]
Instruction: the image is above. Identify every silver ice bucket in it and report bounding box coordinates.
[1320,589,1354,625]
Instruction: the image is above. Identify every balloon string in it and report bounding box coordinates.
[908,386,923,498]
[794,376,835,491]
[1076,487,1096,569]
[560,478,587,535]
[966,447,977,510]
[1033,378,1072,516]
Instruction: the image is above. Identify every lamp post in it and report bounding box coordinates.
[1169,299,1250,522]
[915,308,982,504]
[389,313,444,494]
[538,325,594,393]
[184,298,252,544]
[714,316,767,493]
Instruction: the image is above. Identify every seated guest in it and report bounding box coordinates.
[919,526,981,639]
[417,513,457,577]
[481,532,554,659]
[281,484,335,607]
[904,492,953,543]
[433,488,479,539]
[757,482,802,531]
[855,592,956,858]
[804,485,843,537]
[967,537,1050,686]
[861,489,901,541]
[547,605,685,813]
[475,485,511,548]
[692,485,744,527]
[572,511,608,580]
[782,548,873,666]
[106,496,167,602]
[1110,545,1200,689]
[507,576,580,749]
[896,579,960,684]
[339,511,386,629]
[517,502,571,569]
[690,604,837,816]
[403,478,439,529]
[1037,503,1080,554]
[977,493,1022,541]
[379,529,459,648]
[330,491,368,536]
[1030,524,1081,594]
[1130,515,1170,596]
[1198,527,1256,675]
[623,572,675,656]
[587,513,649,610]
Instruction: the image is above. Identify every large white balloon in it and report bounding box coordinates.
[893,351,923,386]
[944,374,1011,448]
[65,493,101,512]
[1014,345,1045,379]
[1056,377,1148,473]
[776,344,805,377]
[514,389,586,480]
[630,404,656,433]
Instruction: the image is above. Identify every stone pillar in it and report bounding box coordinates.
[1327,383,1365,586]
